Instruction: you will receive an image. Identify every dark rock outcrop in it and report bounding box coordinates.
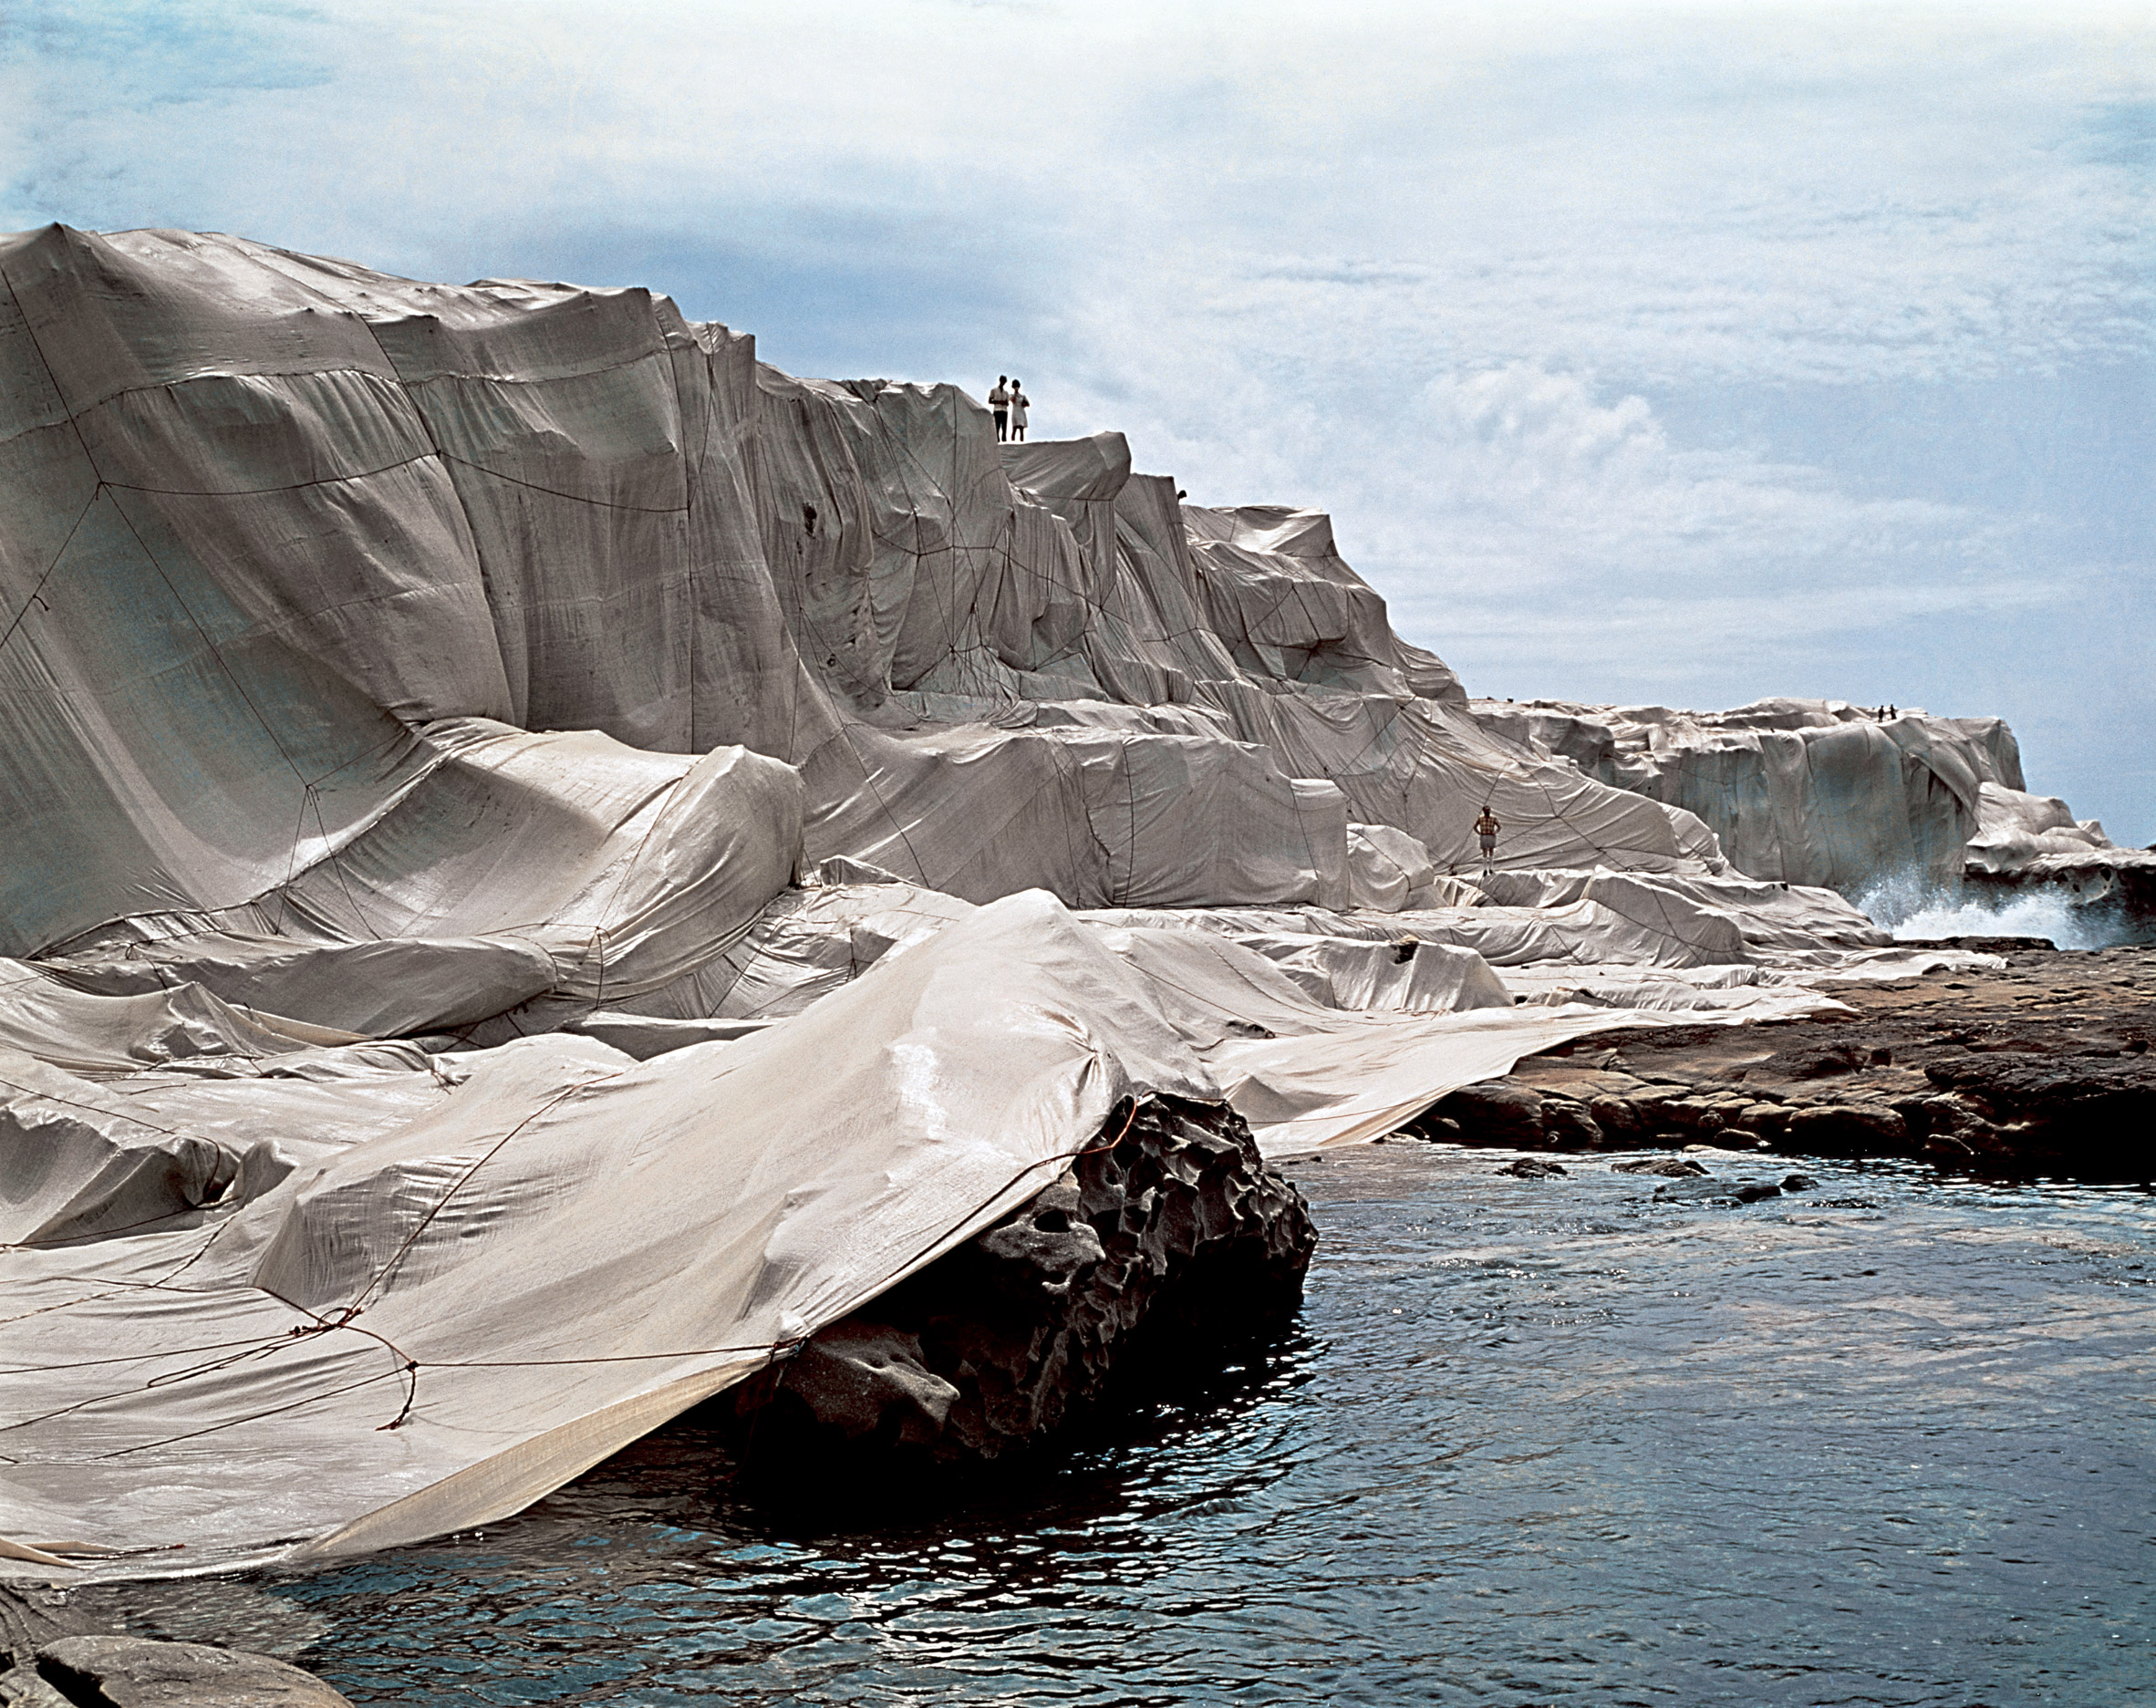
[1611,1156,1709,1177]
[1399,945,2156,1180]
[1897,935,2058,953]
[726,1096,1315,1470]
[1648,1176,1782,1206]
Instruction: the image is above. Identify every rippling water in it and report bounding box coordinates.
[111,1147,2155,1704]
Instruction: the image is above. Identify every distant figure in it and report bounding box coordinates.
[1009,380,1029,442]
[1474,804,1502,872]
[989,376,1011,441]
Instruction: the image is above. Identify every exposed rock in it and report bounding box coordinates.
[1611,1156,1709,1177]
[1585,1095,1648,1145]
[1496,1156,1569,1178]
[1921,1051,2156,1123]
[1766,1041,1871,1080]
[0,1667,72,1707]
[30,1637,351,1707]
[1401,947,2156,1180]
[1785,1102,1911,1154]
[1539,1101,1605,1148]
[762,1321,959,1447]
[1899,935,2057,953]
[1650,1177,1781,1206]
[0,1591,87,1673]
[1436,1082,1548,1148]
[728,1096,1315,1469]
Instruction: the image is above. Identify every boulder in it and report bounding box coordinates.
[1611,1156,1710,1177]
[1423,1082,1548,1147]
[31,1638,351,1708]
[1784,1103,1910,1154]
[728,1095,1316,1469]
[0,1672,71,1706]
[1539,1099,1605,1148]
[1651,1177,1782,1206]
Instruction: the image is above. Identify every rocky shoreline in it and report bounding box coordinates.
[7,948,2145,1697]
[1411,942,2155,1182]
[0,1098,1317,1703]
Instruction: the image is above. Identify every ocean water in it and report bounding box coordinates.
[1856,870,2151,949]
[117,1147,2155,1706]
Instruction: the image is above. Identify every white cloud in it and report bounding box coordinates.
[12,3,2150,390]
[1249,362,2037,655]
[1382,364,1978,576]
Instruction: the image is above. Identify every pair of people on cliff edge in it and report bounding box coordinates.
[989,377,1030,442]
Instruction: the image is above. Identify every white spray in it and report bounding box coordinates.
[1853,867,2141,950]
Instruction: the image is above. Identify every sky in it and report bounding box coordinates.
[6,0,2152,838]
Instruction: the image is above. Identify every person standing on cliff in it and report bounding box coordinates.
[989,376,1011,441]
[1474,804,1502,874]
[1009,380,1029,442]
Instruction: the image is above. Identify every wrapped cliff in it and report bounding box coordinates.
[0,226,2060,1579]
[1470,698,2153,933]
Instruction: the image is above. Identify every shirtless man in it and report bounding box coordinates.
[989,376,1011,441]
[1474,805,1501,871]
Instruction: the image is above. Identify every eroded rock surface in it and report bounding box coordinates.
[1409,947,2156,1179]
[1611,1156,1709,1177]
[2,1637,350,1708]
[729,1096,1316,1467]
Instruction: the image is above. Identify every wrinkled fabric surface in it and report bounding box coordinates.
[1470,697,2028,891]
[1963,780,2120,875]
[0,227,2013,1579]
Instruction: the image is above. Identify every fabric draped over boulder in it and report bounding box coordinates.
[0,226,2008,1580]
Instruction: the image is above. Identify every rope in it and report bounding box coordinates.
[1,1083,1151,1452]
[0,295,1746,1470]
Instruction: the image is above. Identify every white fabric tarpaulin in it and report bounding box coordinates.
[0,226,1984,1580]
[1467,697,2031,891]
[2,893,1829,1578]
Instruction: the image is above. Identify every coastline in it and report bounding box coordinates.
[1414,943,2156,1182]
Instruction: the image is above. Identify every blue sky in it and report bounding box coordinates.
[7,0,2151,838]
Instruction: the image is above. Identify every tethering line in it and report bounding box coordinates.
[2,296,1735,1458]
[1,1074,1170,1456]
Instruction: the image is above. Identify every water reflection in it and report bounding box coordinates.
[133,1147,2153,1705]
